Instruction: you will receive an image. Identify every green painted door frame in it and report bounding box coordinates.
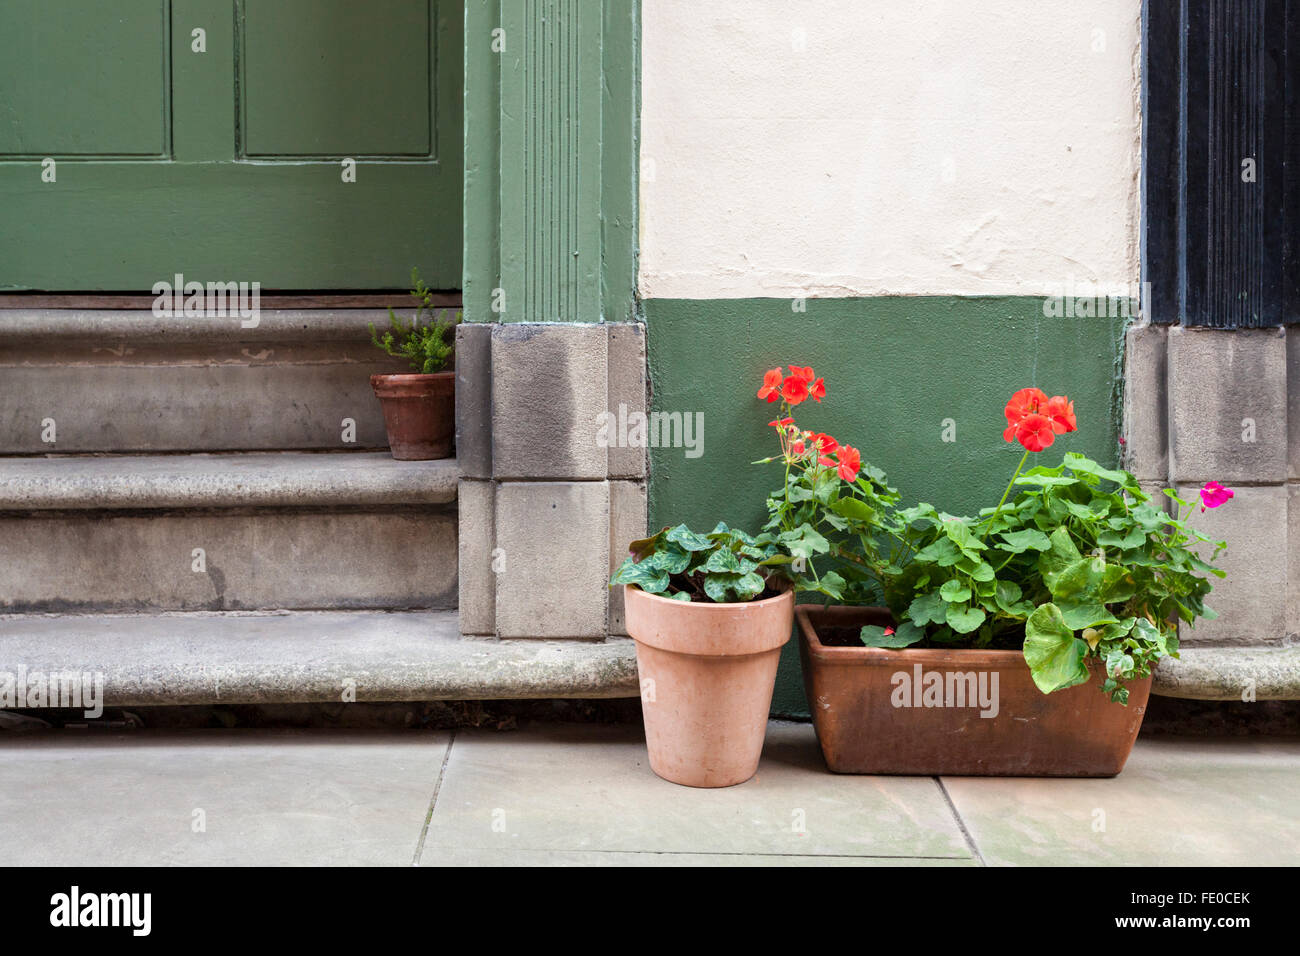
[462,0,638,323]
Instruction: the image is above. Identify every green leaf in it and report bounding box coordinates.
[1023,603,1091,694]
[669,592,692,602]
[968,561,997,582]
[861,620,925,648]
[732,571,766,600]
[778,524,830,560]
[1063,453,1139,489]
[998,528,1053,553]
[816,571,846,601]
[649,547,691,575]
[939,579,972,603]
[913,537,964,567]
[946,604,986,634]
[1050,556,1118,629]
[702,574,738,603]
[666,524,714,551]
[610,557,670,594]
[703,548,742,574]
[908,591,948,626]
[830,496,877,524]
[1014,474,1079,487]
[1038,528,1084,591]
[943,520,986,556]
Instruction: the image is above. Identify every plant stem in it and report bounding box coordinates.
[981,449,1030,542]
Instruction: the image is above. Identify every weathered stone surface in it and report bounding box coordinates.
[1288,329,1300,480]
[491,324,608,480]
[0,610,640,705]
[0,310,410,453]
[608,480,648,635]
[1153,645,1300,700]
[1176,483,1287,646]
[1122,323,1168,481]
[458,480,496,635]
[606,323,648,479]
[1291,483,1300,641]
[0,509,457,612]
[455,323,493,478]
[494,481,609,638]
[1167,326,1287,483]
[0,452,458,510]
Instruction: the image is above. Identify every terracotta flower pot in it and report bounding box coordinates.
[624,584,794,788]
[370,372,455,460]
[797,604,1151,777]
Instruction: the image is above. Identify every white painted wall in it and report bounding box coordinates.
[638,0,1141,299]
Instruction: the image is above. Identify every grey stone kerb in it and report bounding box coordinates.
[1125,322,1300,699]
[455,322,648,639]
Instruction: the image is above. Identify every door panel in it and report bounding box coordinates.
[0,0,461,291]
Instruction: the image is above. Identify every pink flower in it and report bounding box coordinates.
[1199,481,1234,511]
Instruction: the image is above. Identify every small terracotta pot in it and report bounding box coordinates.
[797,604,1151,777]
[370,372,455,460]
[624,584,793,788]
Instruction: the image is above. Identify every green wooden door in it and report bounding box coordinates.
[0,0,461,291]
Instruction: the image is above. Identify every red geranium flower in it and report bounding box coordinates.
[835,445,861,482]
[757,368,783,403]
[1045,395,1077,434]
[781,374,810,406]
[1004,387,1049,426]
[789,365,815,383]
[1013,413,1056,452]
[811,432,838,465]
[767,417,794,429]
[808,377,826,402]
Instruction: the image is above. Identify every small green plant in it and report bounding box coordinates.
[610,523,790,603]
[370,268,458,373]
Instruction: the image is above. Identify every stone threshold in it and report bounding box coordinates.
[0,452,458,511]
[1153,645,1300,700]
[0,610,639,706]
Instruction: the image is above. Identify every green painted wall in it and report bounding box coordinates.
[644,296,1127,715]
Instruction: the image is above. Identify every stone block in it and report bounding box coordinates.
[1167,326,1286,483]
[494,481,609,638]
[1122,323,1168,481]
[608,480,648,635]
[1175,483,1286,646]
[606,323,648,479]
[491,324,608,480]
[458,480,496,635]
[455,323,494,478]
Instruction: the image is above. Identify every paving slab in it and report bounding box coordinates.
[942,736,1300,866]
[420,721,973,862]
[0,731,448,866]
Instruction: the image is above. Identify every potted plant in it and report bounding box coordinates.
[369,268,458,460]
[759,376,1232,776]
[611,523,796,788]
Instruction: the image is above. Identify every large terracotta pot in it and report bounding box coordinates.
[624,584,794,788]
[370,372,454,460]
[797,604,1151,777]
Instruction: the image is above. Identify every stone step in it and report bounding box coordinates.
[0,309,455,453]
[0,610,638,707]
[0,453,458,613]
[1153,645,1300,700]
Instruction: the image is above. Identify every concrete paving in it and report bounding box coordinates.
[0,722,1295,866]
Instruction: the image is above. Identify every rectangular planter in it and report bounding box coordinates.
[797,604,1152,777]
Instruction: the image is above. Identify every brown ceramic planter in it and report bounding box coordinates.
[370,372,455,460]
[624,584,794,788]
[797,604,1151,777]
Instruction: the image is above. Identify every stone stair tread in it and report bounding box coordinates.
[0,610,638,705]
[1153,645,1300,700]
[0,452,457,510]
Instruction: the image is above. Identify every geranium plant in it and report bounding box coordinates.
[754,365,901,604]
[871,387,1230,704]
